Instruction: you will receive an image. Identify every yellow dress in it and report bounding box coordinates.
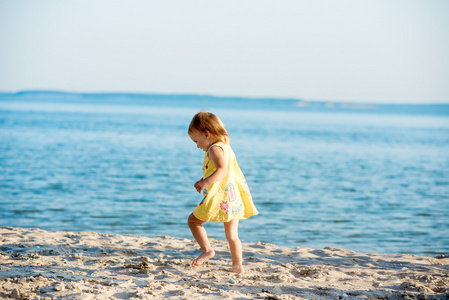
[192,142,258,222]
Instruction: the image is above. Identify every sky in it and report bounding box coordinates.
[1,0,448,104]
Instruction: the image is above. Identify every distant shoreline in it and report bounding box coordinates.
[1,90,449,115]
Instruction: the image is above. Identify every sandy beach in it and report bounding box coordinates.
[0,227,448,299]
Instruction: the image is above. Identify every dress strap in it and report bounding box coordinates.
[207,142,225,153]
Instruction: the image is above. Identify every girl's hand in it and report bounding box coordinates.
[194,178,208,194]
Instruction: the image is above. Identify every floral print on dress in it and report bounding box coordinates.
[220,200,230,214]
[199,189,207,205]
[232,203,243,215]
[225,182,236,202]
[220,182,244,216]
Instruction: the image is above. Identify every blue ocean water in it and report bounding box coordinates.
[1,92,449,256]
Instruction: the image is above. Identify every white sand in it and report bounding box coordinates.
[0,226,448,300]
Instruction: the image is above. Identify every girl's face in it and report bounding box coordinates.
[189,130,213,152]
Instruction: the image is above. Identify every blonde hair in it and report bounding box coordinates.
[188,111,229,144]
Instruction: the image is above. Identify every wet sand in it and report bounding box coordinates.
[1,226,448,299]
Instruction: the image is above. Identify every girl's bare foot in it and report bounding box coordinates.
[191,249,215,267]
[230,265,245,274]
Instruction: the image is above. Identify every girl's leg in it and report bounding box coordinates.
[187,213,215,267]
[223,219,244,274]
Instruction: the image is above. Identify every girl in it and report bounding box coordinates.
[187,111,258,274]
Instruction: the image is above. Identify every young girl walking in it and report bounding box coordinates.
[187,111,258,274]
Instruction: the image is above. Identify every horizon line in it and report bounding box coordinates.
[1,89,448,106]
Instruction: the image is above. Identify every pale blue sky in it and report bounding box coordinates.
[1,0,448,103]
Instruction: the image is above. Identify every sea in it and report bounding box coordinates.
[1,92,448,256]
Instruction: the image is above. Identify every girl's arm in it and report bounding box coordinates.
[194,146,227,193]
